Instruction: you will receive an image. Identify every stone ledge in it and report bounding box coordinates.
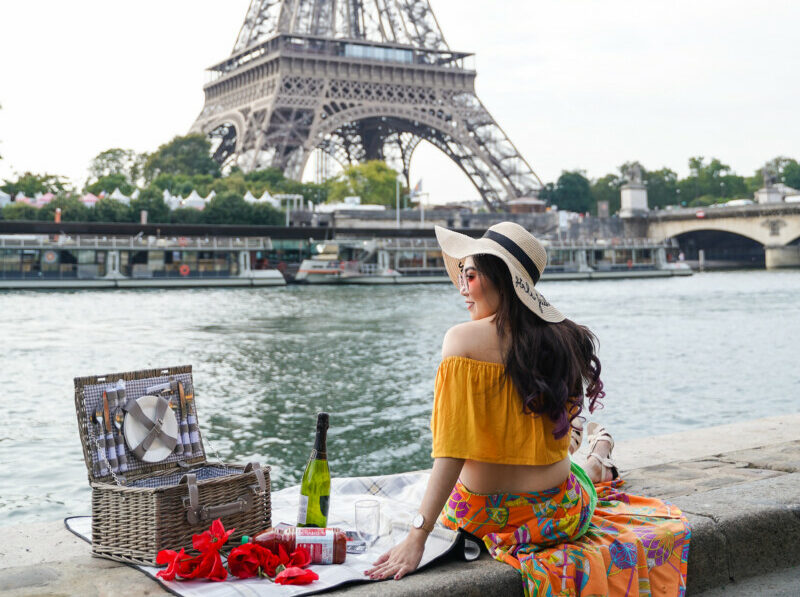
[2,421,800,597]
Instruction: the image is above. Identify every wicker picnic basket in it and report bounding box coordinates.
[74,365,271,565]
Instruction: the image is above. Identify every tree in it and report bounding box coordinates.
[251,202,284,225]
[143,134,220,182]
[679,157,746,201]
[91,198,131,222]
[202,192,253,225]
[551,170,594,213]
[170,207,205,224]
[1,172,71,197]
[783,161,800,189]
[2,202,38,221]
[327,161,401,206]
[130,186,170,223]
[88,148,145,186]
[590,174,622,214]
[37,195,89,222]
[644,168,679,209]
[85,173,134,197]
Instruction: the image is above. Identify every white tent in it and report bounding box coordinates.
[182,190,206,210]
[81,193,100,206]
[109,187,131,205]
[258,190,281,208]
[131,189,140,200]
[0,190,11,208]
[163,189,182,210]
[243,190,257,204]
[204,190,216,202]
[14,192,33,205]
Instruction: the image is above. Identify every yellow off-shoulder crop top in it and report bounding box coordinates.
[430,356,569,465]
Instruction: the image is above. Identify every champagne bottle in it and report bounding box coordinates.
[298,412,331,527]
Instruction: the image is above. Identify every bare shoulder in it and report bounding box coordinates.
[441,319,500,361]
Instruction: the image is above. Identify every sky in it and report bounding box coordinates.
[1,0,798,204]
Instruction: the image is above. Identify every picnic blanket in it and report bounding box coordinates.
[66,471,480,596]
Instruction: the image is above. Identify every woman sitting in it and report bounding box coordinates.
[366,222,690,596]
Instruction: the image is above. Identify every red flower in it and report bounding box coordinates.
[156,548,187,581]
[179,550,228,582]
[289,546,311,568]
[228,543,277,579]
[259,548,282,577]
[192,519,235,554]
[274,566,319,585]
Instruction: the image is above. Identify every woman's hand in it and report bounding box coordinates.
[364,530,426,580]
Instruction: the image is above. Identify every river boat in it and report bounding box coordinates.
[0,234,286,289]
[294,237,691,284]
[295,238,448,284]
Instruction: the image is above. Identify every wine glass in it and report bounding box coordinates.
[355,499,380,547]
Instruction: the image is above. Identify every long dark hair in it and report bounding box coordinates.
[472,253,605,439]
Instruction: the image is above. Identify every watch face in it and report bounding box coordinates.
[412,513,424,529]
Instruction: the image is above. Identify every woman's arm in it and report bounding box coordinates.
[364,456,465,580]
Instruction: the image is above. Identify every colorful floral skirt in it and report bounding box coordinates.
[440,463,690,597]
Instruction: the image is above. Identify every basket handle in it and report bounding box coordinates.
[181,473,254,524]
[244,462,267,493]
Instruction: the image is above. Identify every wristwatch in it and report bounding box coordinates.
[412,512,435,534]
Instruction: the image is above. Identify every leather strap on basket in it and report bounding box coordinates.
[245,462,267,493]
[127,396,178,460]
[180,463,266,525]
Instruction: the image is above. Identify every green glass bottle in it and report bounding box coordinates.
[297,412,331,527]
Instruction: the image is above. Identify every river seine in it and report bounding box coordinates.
[1,270,799,526]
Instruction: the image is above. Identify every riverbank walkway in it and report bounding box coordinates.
[2,414,799,596]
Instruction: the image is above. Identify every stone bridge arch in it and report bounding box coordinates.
[648,212,800,247]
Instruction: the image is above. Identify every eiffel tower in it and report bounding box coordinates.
[190,0,543,210]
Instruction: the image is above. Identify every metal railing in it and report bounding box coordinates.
[0,235,272,251]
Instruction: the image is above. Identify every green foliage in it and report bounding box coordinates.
[645,168,679,209]
[590,174,622,215]
[251,202,284,225]
[37,195,90,222]
[88,148,144,185]
[202,192,253,225]
[85,173,134,196]
[2,202,38,221]
[91,198,131,222]
[328,161,401,206]
[170,207,205,225]
[1,172,71,197]
[679,157,746,200]
[551,170,594,213]
[130,187,170,223]
[783,161,800,189]
[143,134,220,182]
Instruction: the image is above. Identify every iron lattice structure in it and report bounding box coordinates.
[191,0,543,210]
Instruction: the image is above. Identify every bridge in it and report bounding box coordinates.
[643,202,800,268]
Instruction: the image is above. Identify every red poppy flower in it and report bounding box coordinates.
[274,566,319,585]
[289,546,311,568]
[156,548,187,581]
[276,543,291,566]
[179,550,228,582]
[227,543,277,579]
[192,518,235,554]
[259,548,282,577]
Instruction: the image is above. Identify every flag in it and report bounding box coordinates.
[410,178,423,197]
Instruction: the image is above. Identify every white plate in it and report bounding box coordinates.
[123,394,179,463]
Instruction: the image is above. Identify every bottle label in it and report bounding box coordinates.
[296,528,335,564]
[297,494,309,525]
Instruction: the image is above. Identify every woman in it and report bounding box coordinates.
[365,222,690,596]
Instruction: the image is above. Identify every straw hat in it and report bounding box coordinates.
[434,222,565,323]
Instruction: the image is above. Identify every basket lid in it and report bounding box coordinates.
[74,365,207,484]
